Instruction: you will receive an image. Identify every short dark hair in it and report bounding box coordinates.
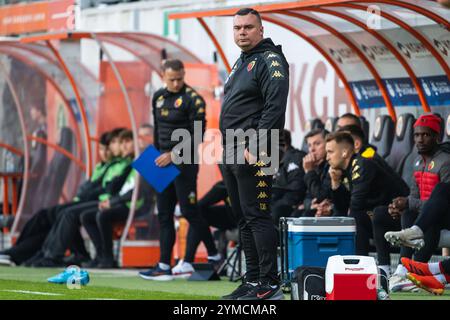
[338,113,361,126]
[338,124,365,142]
[99,131,112,146]
[161,59,184,72]
[280,129,292,147]
[305,128,329,141]
[326,131,355,148]
[234,8,262,24]
[119,129,133,141]
[110,127,127,140]
[140,123,154,131]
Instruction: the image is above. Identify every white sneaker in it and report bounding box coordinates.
[384,226,425,249]
[0,254,13,266]
[171,260,195,279]
[388,274,419,292]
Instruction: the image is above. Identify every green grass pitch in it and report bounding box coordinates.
[0,266,449,300]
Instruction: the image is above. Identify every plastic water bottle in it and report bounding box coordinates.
[377,288,390,300]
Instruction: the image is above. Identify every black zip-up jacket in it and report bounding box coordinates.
[109,176,155,216]
[304,161,331,202]
[75,159,122,202]
[272,147,307,207]
[103,163,134,199]
[303,160,332,211]
[152,84,206,157]
[332,153,410,214]
[220,38,289,155]
[359,144,399,178]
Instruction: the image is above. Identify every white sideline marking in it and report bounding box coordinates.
[2,289,63,296]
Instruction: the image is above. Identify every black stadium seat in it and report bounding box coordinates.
[325,117,338,133]
[385,113,416,174]
[432,113,445,142]
[401,148,418,188]
[301,118,325,152]
[359,116,370,143]
[370,115,395,158]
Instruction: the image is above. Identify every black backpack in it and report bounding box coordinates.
[291,266,326,300]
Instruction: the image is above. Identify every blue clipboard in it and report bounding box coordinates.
[132,145,180,193]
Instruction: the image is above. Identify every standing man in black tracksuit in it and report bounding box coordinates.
[220,8,289,300]
[139,59,221,281]
[326,132,409,256]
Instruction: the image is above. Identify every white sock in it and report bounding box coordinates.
[394,264,407,277]
[429,262,441,275]
[208,253,221,261]
[158,262,170,270]
[434,274,447,284]
[379,265,391,277]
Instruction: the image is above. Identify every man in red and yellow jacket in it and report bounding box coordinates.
[380,114,450,291]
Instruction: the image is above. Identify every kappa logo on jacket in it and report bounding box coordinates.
[272,70,284,78]
[156,96,164,108]
[287,162,299,172]
[270,60,281,68]
[188,191,196,204]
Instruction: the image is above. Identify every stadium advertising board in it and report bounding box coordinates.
[0,0,75,35]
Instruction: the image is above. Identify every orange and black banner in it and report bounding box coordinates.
[0,0,74,36]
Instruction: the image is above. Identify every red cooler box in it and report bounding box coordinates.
[325,255,378,300]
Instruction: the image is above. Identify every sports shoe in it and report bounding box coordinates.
[47,266,90,285]
[401,257,433,276]
[388,274,419,292]
[384,226,425,249]
[238,283,285,300]
[207,253,222,262]
[171,260,195,279]
[32,257,64,268]
[97,257,116,269]
[139,265,173,281]
[0,254,13,266]
[23,251,44,267]
[63,253,90,267]
[222,282,258,300]
[82,257,100,268]
[407,273,445,295]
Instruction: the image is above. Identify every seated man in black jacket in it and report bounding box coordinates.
[326,132,409,256]
[80,129,155,268]
[0,130,120,266]
[291,128,333,217]
[31,129,134,267]
[271,129,306,224]
[338,125,400,179]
